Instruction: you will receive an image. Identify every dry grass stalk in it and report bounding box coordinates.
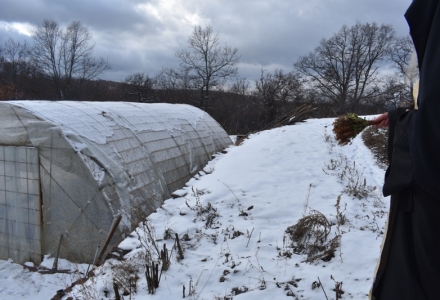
[303,183,312,217]
[175,233,184,260]
[333,113,371,145]
[335,195,345,263]
[263,104,316,130]
[110,260,140,298]
[160,243,170,271]
[145,263,160,294]
[331,275,344,299]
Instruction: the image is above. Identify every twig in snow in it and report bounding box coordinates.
[195,256,222,300]
[303,183,312,216]
[219,180,240,202]
[246,228,254,248]
[317,277,329,300]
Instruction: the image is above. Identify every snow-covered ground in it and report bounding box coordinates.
[0,117,389,300]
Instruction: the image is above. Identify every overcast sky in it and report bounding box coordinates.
[0,0,412,83]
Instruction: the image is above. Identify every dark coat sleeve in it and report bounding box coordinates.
[383,108,414,197]
[387,108,408,163]
[406,0,440,198]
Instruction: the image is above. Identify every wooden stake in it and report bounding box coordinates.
[52,234,63,271]
[96,215,122,265]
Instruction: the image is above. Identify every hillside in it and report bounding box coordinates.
[0,117,388,300]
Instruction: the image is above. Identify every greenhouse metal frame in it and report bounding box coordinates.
[0,101,231,264]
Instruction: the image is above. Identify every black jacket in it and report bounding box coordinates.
[406,0,440,198]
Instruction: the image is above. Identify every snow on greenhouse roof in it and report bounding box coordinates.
[8,101,208,145]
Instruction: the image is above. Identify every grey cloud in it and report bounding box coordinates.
[0,0,413,82]
[0,0,161,35]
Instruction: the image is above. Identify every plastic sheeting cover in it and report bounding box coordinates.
[0,101,231,263]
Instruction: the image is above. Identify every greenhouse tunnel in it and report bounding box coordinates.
[0,101,232,264]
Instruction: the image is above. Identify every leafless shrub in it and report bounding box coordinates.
[111,260,140,297]
[323,154,374,199]
[135,219,160,263]
[64,270,100,300]
[335,195,348,227]
[284,210,340,263]
[343,163,372,199]
[131,217,172,294]
[185,187,220,228]
[323,154,345,173]
[163,225,176,240]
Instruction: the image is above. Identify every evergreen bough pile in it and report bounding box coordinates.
[333,113,371,145]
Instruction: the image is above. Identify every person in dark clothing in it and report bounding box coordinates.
[369,1,440,299]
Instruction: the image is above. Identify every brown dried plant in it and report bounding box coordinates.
[333,113,371,145]
[285,210,340,262]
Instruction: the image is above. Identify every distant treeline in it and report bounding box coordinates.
[0,70,385,135]
[0,21,416,134]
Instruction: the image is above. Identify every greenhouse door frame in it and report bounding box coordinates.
[0,145,43,264]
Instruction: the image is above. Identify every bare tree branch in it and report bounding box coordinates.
[176,25,240,110]
[295,22,395,113]
[31,20,110,100]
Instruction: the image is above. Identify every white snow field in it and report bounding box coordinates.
[0,117,389,300]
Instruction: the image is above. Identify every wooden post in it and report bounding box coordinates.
[175,233,184,259]
[52,234,63,271]
[96,215,122,265]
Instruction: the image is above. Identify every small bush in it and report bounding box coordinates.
[185,187,220,229]
[323,154,374,199]
[111,260,140,296]
[284,210,340,263]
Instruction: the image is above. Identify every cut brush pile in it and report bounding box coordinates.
[333,113,372,145]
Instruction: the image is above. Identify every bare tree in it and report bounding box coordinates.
[31,20,110,100]
[295,22,395,113]
[0,38,32,99]
[388,35,418,106]
[369,75,409,110]
[176,25,240,110]
[154,68,181,90]
[254,69,304,124]
[1,38,30,83]
[228,78,250,96]
[124,72,157,102]
[154,67,197,91]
